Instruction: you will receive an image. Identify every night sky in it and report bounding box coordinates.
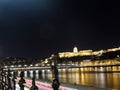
[0,0,120,58]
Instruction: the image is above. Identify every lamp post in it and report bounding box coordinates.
[12,72,17,90]
[51,54,60,90]
[7,69,12,90]
[30,70,38,90]
[18,71,26,90]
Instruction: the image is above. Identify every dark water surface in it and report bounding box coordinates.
[24,69,120,89]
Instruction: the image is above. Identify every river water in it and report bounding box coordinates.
[23,68,120,90]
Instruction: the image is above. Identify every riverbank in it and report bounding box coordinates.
[30,78,114,90]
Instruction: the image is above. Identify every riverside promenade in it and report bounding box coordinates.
[0,77,116,90]
[17,78,113,90]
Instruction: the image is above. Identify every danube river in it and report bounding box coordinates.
[23,68,120,90]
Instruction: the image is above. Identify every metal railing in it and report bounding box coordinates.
[0,66,60,90]
[0,68,38,90]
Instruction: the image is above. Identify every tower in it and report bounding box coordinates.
[73,46,78,52]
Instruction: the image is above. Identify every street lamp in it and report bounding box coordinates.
[51,54,60,90]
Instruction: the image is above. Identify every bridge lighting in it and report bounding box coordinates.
[52,62,54,66]
[18,65,21,67]
[63,69,66,71]
[72,64,74,65]
[30,64,33,66]
[4,66,8,68]
[24,65,27,67]
[117,55,119,57]
[36,70,39,73]
[61,64,65,66]
[47,70,50,72]
[11,65,14,67]
[35,64,38,66]
[42,70,45,73]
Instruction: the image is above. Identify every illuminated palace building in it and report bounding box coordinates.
[47,46,120,72]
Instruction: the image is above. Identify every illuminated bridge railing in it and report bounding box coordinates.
[7,63,120,71]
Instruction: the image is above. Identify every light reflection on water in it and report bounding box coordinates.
[24,68,120,90]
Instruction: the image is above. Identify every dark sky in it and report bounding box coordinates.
[0,0,120,58]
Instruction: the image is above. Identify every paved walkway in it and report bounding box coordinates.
[20,78,114,90]
[0,78,115,90]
